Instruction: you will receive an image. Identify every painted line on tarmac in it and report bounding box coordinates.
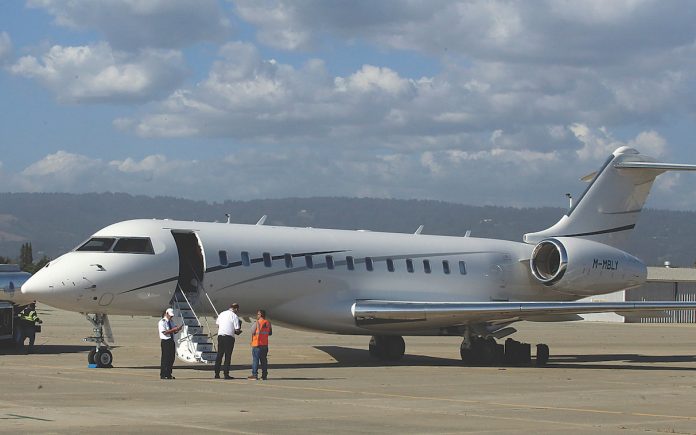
[0,414,53,422]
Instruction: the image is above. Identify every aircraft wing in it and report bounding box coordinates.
[352,300,696,329]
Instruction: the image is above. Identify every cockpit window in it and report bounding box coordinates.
[77,238,116,252]
[113,238,154,254]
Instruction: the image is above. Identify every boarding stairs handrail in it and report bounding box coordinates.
[196,287,219,347]
[172,287,217,362]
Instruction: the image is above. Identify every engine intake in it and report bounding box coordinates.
[530,238,567,285]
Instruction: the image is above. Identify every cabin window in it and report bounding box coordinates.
[459,260,467,275]
[305,255,314,269]
[241,251,251,267]
[77,237,115,252]
[442,260,450,274]
[219,250,228,266]
[326,255,335,270]
[284,253,293,268]
[365,257,374,271]
[263,252,272,267]
[406,259,414,273]
[423,259,431,274]
[346,256,355,271]
[386,258,395,272]
[113,238,154,254]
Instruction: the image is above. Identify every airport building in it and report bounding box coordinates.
[581,265,696,323]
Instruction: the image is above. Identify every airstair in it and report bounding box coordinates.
[172,288,218,363]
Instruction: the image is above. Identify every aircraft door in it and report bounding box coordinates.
[171,231,205,295]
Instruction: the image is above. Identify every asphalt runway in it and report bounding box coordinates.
[2,305,696,434]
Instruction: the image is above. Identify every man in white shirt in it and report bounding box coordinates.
[158,308,182,380]
[214,303,242,379]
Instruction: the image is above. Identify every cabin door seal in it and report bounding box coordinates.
[171,231,205,295]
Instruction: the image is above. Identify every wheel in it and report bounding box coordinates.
[369,336,382,358]
[383,336,405,361]
[95,347,113,368]
[460,340,474,364]
[87,349,96,364]
[368,336,405,361]
[480,337,502,366]
[535,343,549,366]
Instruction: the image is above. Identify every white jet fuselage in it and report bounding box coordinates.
[22,218,646,335]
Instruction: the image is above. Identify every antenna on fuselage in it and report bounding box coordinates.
[414,225,424,235]
[225,213,231,224]
[565,193,573,210]
[464,230,471,237]
[256,215,267,225]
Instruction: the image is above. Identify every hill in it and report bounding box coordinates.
[0,192,694,267]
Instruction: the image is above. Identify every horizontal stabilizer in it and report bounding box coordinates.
[614,161,696,171]
[352,299,696,330]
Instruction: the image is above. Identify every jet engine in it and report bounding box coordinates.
[529,237,646,296]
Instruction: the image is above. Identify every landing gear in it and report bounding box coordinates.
[460,334,549,366]
[84,313,113,368]
[460,336,503,365]
[368,335,405,361]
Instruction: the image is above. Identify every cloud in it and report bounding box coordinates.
[0,32,12,63]
[572,124,666,161]
[27,0,230,50]
[236,1,696,65]
[10,43,187,103]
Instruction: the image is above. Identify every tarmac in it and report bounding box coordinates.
[2,305,696,434]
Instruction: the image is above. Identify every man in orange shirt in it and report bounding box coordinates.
[248,309,272,380]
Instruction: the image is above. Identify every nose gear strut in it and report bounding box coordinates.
[84,313,113,368]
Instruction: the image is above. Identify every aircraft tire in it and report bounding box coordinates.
[383,336,405,361]
[535,343,549,366]
[87,349,96,364]
[481,337,504,366]
[460,338,475,365]
[95,347,113,368]
[369,336,405,361]
[368,336,383,359]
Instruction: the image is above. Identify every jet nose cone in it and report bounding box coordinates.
[21,274,51,296]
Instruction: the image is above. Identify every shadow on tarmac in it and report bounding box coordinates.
[0,344,95,355]
[547,353,696,371]
[116,346,696,372]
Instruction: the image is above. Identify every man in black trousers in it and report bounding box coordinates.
[214,303,242,379]
[158,308,182,379]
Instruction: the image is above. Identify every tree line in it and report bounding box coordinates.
[0,242,50,274]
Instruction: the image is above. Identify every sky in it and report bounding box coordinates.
[1,0,696,209]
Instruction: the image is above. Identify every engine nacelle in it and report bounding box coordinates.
[529,237,646,296]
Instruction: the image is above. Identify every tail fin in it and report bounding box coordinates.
[524,146,696,249]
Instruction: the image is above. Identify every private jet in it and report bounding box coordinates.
[16,146,696,368]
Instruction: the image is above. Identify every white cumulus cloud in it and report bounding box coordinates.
[10,43,186,103]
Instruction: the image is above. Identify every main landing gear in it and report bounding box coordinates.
[84,313,113,368]
[366,333,550,366]
[460,335,549,367]
[369,335,405,361]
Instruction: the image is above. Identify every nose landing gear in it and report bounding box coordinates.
[84,313,113,368]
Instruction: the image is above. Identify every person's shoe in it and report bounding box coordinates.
[247,375,258,380]
[224,375,234,380]
[166,376,175,379]
[214,373,220,379]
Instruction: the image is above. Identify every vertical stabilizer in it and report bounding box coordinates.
[524,147,696,249]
